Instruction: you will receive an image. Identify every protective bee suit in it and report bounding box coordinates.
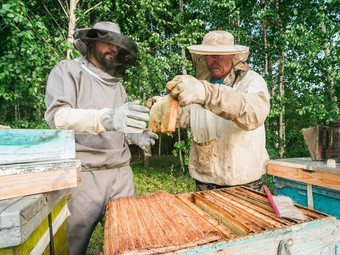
[44,22,157,255]
[168,31,270,188]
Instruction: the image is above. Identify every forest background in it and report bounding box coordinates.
[0,0,339,164]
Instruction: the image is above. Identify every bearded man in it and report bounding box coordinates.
[44,22,157,254]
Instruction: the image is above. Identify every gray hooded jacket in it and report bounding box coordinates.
[45,56,131,171]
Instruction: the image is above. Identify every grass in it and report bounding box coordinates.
[132,155,196,196]
[86,154,273,255]
[86,222,104,255]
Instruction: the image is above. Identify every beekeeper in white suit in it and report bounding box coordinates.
[151,30,270,191]
[44,22,158,255]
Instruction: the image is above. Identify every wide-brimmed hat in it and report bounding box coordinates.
[188,31,249,80]
[188,31,248,55]
[73,22,137,69]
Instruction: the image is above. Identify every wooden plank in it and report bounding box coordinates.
[0,129,75,164]
[176,194,236,240]
[267,158,340,174]
[177,219,340,254]
[0,159,80,176]
[307,184,314,209]
[0,197,22,213]
[0,191,66,229]
[267,163,340,191]
[0,160,81,200]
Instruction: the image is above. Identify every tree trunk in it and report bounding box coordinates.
[262,0,278,154]
[276,0,286,158]
[144,146,151,167]
[177,128,185,172]
[158,134,161,158]
[178,0,186,172]
[319,3,338,112]
[261,0,268,76]
[67,0,79,59]
[278,50,285,158]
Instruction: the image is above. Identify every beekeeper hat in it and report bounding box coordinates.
[73,22,137,69]
[188,31,248,55]
[188,31,249,80]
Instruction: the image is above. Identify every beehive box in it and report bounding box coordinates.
[0,129,75,164]
[274,177,340,220]
[266,158,340,191]
[0,129,80,200]
[104,187,340,254]
[267,157,340,220]
[0,190,69,255]
[0,128,79,254]
[0,159,81,200]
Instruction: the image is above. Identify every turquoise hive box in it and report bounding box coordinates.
[0,129,81,254]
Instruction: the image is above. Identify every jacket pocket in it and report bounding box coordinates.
[190,140,218,176]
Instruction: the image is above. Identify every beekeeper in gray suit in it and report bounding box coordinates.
[45,22,158,255]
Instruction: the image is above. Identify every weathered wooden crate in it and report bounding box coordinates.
[0,190,69,254]
[266,157,340,191]
[268,157,340,220]
[0,129,77,254]
[104,188,340,254]
[0,129,75,164]
[0,159,81,200]
[0,129,80,200]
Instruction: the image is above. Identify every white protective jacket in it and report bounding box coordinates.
[178,68,270,186]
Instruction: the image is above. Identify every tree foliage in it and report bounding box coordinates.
[0,0,338,160]
[0,0,68,128]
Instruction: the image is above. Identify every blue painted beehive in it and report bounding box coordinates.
[0,128,80,254]
[274,176,340,220]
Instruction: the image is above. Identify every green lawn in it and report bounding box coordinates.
[85,155,273,255]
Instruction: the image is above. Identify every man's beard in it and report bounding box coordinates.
[95,50,118,75]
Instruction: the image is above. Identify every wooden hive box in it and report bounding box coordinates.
[0,128,80,254]
[0,129,75,164]
[103,188,340,254]
[0,190,69,254]
[267,157,340,219]
[0,159,81,200]
[0,129,81,200]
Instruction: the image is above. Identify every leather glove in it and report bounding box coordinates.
[100,100,150,133]
[127,130,159,150]
[166,75,206,107]
[146,96,164,109]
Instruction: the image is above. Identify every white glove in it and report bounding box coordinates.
[166,75,206,107]
[100,100,150,133]
[127,130,159,150]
